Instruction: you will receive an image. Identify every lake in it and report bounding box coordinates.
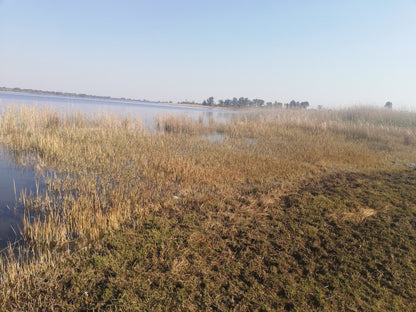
[0,91,235,249]
[0,91,234,130]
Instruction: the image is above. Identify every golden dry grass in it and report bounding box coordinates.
[0,106,415,310]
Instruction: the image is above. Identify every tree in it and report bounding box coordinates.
[285,100,309,109]
[232,97,238,106]
[300,101,309,109]
[384,101,392,109]
[289,100,298,109]
[202,97,215,106]
[253,99,265,107]
[207,97,215,106]
[238,97,247,107]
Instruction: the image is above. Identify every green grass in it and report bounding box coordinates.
[0,106,415,311]
[3,169,416,311]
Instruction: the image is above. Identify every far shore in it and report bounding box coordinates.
[157,102,235,110]
[0,88,235,110]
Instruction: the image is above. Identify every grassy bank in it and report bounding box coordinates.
[0,106,415,311]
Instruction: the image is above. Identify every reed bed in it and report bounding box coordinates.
[155,113,215,134]
[0,106,415,310]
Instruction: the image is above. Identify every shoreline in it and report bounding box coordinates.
[157,102,235,110]
[0,89,236,110]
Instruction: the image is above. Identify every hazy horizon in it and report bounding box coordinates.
[1,0,415,110]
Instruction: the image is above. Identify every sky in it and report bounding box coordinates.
[0,0,415,109]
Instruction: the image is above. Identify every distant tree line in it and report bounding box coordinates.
[201,97,309,109]
[0,86,150,103]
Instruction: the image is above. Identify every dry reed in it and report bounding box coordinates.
[0,105,415,310]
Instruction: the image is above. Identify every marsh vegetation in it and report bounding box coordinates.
[0,106,415,311]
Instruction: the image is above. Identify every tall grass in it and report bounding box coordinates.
[0,106,415,309]
[1,106,415,250]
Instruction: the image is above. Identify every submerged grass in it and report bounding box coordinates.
[0,106,415,310]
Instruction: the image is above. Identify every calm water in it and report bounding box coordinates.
[0,91,234,130]
[0,148,44,249]
[0,91,234,248]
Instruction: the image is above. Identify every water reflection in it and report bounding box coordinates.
[0,91,235,130]
[0,91,235,248]
[0,148,43,249]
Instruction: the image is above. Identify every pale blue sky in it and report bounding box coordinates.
[1,0,415,109]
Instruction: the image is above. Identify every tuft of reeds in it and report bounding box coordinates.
[155,113,215,134]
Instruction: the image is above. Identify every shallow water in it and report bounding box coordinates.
[0,91,236,248]
[0,91,234,130]
[200,133,226,143]
[0,149,44,249]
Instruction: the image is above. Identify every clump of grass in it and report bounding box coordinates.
[155,113,215,135]
[0,105,415,310]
